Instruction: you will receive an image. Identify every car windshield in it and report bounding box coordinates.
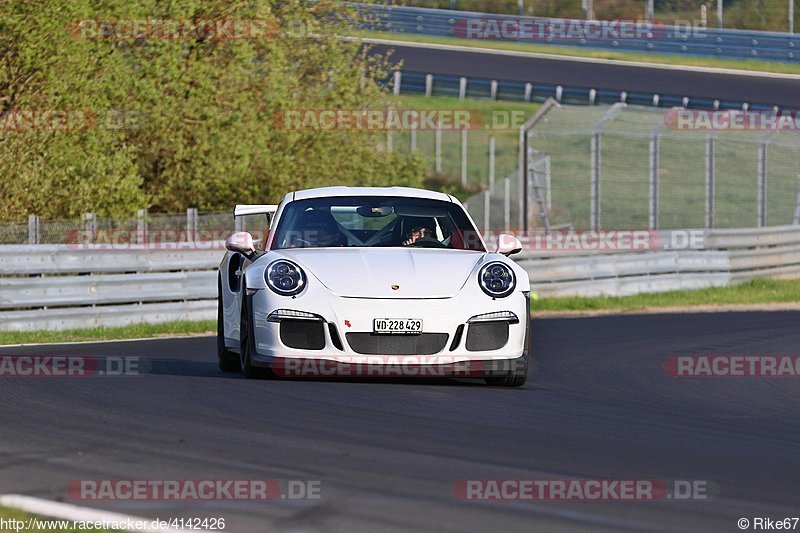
[271,196,485,251]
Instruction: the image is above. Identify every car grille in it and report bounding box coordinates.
[345,333,449,355]
[465,322,509,351]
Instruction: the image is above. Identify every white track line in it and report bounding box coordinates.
[0,333,214,349]
[359,36,800,80]
[0,494,207,532]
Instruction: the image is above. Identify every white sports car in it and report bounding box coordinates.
[217,186,531,386]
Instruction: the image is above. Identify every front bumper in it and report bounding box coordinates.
[248,288,530,370]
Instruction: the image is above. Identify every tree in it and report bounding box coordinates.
[0,0,425,222]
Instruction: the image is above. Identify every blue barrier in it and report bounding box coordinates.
[356,4,800,63]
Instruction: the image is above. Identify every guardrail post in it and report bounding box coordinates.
[705,135,715,228]
[392,71,402,96]
[27,215,40,245]
[186,207,198,242]
[490,80,498,101]
[136,209,148,245]
[425,74,433,97]
[649,133,660,230]
[590,132,601,231]
[504,176,511,232]
[459,77,467,100]
[83,213,96,244]
[758,142,768,227]
[524,83,532,102]
[488,135,496,188]
[461,128,468,186]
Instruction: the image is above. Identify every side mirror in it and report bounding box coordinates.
[496,234,523,256]
[225,232,255,256]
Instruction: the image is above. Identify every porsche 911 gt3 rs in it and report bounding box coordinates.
[217,186,531,386]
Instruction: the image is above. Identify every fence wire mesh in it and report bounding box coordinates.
[465,102,800,232]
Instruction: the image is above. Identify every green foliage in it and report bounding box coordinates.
[0,0,425,222]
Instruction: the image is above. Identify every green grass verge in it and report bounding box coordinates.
[532,278,800,312]
[359,30,800,75]
[0,320,216,346]
[0,505,119,532]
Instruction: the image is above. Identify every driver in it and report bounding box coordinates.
[401,216,436,246]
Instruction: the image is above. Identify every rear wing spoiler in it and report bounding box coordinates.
[234,204,278,218]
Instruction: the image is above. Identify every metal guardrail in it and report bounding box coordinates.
[518,225,800,297]
[0,245,222,331]
[1,225,800,330]
[357,4,800,63]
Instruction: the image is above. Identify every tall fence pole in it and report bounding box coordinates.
[483,189,491,234]
[791,0,795,33]
[435,127,442,173]
[461,128,468,187]
[488,135,496,189]
[649,133,660,230]
[136,209,148,244]
[545,155,552,211]
[705,136,715,228]
[83,213,97,244]
[758,142,768,227]
[186,207,198,241]
[504,176,511,232]
[590,132,601,231]
[718,0,724,28]
[28,215,40,245]
[793,174,800,225]
[410,125,417,151]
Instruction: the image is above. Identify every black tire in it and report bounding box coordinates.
[485,353,529,387]
[239,283,270,379]
[486,315,532,387]
[217,277,240,372]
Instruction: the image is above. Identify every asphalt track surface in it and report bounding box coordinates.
[1,311,800,532]
[369,43,800,108]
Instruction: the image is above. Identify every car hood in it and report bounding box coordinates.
[277,248,485,298]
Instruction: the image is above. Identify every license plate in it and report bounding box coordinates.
[373,318,423,335]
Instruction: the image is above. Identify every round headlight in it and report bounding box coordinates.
[478,261,516,298]
[266,260,306,296]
